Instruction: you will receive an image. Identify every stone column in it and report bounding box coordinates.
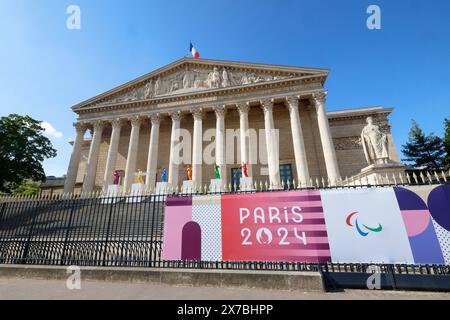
[261,99,281,187]
[103,118,124,189]
[82,121,104,193]
[313,92,340,183]
[286,96,310,184]
[191,108,203,188]
[145,113,160,189]
[168,111,182,188]
[214,106,227,186]
[64,122,87,193]
[237,103,252,177]
[124,116,142,191]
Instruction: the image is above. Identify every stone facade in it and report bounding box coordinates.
[63,58,402,193]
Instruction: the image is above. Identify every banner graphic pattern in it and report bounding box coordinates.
[162,185,450,264]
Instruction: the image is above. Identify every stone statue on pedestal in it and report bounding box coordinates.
[361,116,389,165]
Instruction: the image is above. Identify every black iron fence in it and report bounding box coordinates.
[0,193,166,267]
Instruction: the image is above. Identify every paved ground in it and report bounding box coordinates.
[0,278,450,300]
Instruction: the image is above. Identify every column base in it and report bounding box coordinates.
[209,179,225,193]
[155,182,169,194]
[101,185,124,204]
[126,183,146,203]
[240,177,255,191]
[182,180,195,194]
[348,162,407,185]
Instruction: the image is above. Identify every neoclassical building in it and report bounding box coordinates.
[63,58,401,194]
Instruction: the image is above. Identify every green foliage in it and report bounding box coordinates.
[401,120,446,169]
[10,179,41,196]
[0,114,57,193]
[444,118,450,167]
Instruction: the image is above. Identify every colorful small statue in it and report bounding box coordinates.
[136,169,145,184]
[161,168,167,182]
[214,165,221,179]
[186,165,192,181]
[113,170,121,185]
[242,162,249,178]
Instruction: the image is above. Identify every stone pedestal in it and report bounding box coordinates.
[152,182,169,202]
[101,185,124,204]
[356,162,407,185]
[240,177,255,191]
[126,183,146,203]
[131,183,146,194]
[182,180,195,194]
[107,185,124,195]
[155,182,169,194]
[210,179,225,193]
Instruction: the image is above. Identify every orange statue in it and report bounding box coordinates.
[186,165,192,181]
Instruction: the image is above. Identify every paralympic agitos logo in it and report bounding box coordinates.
[346,212,383,237]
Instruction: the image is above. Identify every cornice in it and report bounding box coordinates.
[74,74,326,115]
[327,106,394,121]
[72,58,329,111]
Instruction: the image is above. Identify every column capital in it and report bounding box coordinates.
[286,96,299,106]
[149,113,161,125]
[191,108,204,120]
[74,122,87,134]
[312,91,328,105]
[128,115,142,127]
[213,105,227,118]
[236,102,250,116]
[286,96,300,113]
[169,110,183,122]
[92,120,105,131]
[260,99,274,114]
[111,118,125,130]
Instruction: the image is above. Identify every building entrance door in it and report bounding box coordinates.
[231,167,242,192]
[279,164,293,190]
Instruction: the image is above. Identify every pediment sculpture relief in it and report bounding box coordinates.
[91,65,296,107]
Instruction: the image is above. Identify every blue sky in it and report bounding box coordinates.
[0,0,449,176]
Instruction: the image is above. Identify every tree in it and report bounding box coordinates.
[11,179,41,196]
[444,118,450,168]
[402,120,446,169]
[0,114,57,193]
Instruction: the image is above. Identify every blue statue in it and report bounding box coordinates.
[161,168,167,183]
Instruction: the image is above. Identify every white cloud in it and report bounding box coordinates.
[41,121,63,138]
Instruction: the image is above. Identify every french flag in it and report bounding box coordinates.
[190,42,200,59]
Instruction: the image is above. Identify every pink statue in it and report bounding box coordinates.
[242,162,249,178]
[113,170,121,185]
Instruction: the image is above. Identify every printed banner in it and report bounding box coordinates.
[162,185,450,264]
[221,191,330,263]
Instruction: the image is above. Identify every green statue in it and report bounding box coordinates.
[214,165,221,179]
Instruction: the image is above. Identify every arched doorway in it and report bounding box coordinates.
[181,221,201,260]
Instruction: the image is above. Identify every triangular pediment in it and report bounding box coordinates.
[73,58,329,110]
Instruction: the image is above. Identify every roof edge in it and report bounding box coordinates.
[327,106,394,118]
[71,57,330,110]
